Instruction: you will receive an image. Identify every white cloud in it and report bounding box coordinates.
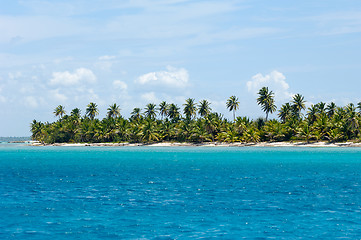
[87,89,100,100]
[95,56,117,71]
[209,99,226,109]
[246,70,293,101]
[50,89,68,102]
[99,55,116,60]
[8,71,23,80]
[136,66,189,88]
[113,80,128,91]
[141,92,159,103]
[50,68,96,86]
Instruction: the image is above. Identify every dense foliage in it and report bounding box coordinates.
[31,89,361,144]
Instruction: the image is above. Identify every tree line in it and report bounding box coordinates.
[31,87,361,144]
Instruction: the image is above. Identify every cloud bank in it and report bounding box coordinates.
[112,80,128,91]
[50,68,96,86]
[136,66,189,88]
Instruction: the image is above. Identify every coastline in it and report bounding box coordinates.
[30,141,361,148]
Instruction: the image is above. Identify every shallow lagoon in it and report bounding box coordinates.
[1,145,361,239]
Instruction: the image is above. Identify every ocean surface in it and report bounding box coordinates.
[1,144,361,239]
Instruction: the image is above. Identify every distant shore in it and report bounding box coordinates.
[30,141,361,147]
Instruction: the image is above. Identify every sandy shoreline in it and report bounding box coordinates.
[30,141,361,147]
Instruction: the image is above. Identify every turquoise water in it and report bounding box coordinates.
[1,144,361,239]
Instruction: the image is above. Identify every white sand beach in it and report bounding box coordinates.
[30,141,361,147]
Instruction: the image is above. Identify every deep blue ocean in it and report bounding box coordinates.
[1,144,361,239]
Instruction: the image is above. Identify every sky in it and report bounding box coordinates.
[1,0,361,136]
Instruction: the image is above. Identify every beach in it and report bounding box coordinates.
[30,141,361,147]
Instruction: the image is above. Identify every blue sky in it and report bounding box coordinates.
[1,0,361,136]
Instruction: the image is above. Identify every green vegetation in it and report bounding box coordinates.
[31,88,361,144]
[226,96,239,121]
[257,87,276,121]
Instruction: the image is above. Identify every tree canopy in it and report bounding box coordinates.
[31,88,361,144]
[257,87,276,121]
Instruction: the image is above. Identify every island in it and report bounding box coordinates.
[30,87,361,146]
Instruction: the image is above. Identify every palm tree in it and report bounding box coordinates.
[168,103,180,121]
[70,108,81,118]
[327,128,343,143]
[326,102,336,118]
[243,126,260,143]
[292,94,306,119]
[141,120,159,143]
[264,120,285,142]
[198,99,212,118]
[130,108,142,121]
[203,113,218,141]
[357,101,361,114]
[254,117,266,130]
[69,108,82,132]
[306,104,318,124]
[313,113,329,140]
[107,103,121,118]
[226,96,239,121]
[30,120,43,140]
[183,98,197,119]
[158,120,174,141]
[278,103,291,123]
[144,103,158,119]
[257,87,276,121]
[127,122,142,142]
[345,103,359,138]
[297,121,313,143]
[235,116,250,135]
[158,101,169,120]
[54,105,66,119]
[86,102,99,120]
[333,107,346,129]
[315,102,326,114]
